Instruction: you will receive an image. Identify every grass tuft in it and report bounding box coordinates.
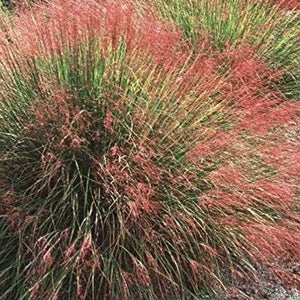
[0,0,299,299]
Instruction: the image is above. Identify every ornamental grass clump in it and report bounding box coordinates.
[0,0,299,299]
[150,0,300,99]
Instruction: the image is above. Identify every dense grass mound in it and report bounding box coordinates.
[150,0,300,99]
[0,0,299,299]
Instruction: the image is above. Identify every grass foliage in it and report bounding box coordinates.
[0,0,299,299]
[151,0,300,99]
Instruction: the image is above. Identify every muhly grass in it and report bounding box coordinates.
[0,0,299,299]
[150,0,300,100]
